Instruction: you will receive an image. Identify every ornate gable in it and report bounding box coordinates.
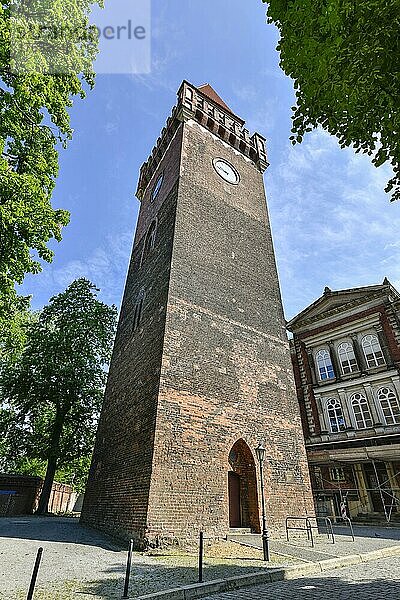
[287,280,399,331]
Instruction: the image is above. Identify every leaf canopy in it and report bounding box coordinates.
[0,278,117,489]
[0,0,102,343]
[265,0,400,201]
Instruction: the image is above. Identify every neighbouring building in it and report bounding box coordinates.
[287,280,400,522]
[81,80,314,548]
[0,475,76,516]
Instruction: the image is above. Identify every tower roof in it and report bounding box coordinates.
[136,80,269,199]
[197,83,234,114]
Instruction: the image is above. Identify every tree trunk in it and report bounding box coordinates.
[36,408,66,515]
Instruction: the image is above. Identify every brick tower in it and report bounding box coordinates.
[81,81,314,547]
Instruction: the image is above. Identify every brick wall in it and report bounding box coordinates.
[144,120,313,545]
[82,107,314,547]
[81,126,184,545]
[0,475,74,516]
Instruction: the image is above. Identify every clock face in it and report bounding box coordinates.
[151,173,164,201]
[213,158,240,185]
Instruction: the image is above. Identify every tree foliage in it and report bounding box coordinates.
[0,278,117,510]
[265,0,400,201]
[0,0,101,340]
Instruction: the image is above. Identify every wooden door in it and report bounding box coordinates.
[228,471,241,528]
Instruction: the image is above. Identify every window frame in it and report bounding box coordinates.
[361,334,385,368]
[326,398,346,433]
[151,172,164,202]
[329,467,346,482]
[377,387,400,425]
[350,392,373,429]
[316,349,335,381]
[337,341,358,375]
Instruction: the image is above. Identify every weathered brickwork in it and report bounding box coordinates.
[82,82,314,547]
[81,127,184,545]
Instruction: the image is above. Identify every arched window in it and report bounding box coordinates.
[132,291,145,332]
[362,334,385,368]
[350,393,373,429]
[338,342,358,374]
[377,387,400,425]
[326,398,346,432]
[316,349,335,381]
[142,220,157,263]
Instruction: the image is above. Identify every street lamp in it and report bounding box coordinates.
[255,442,270,562]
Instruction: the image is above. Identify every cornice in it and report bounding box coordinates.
[136,80,269,200]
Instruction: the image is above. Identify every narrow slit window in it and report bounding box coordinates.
[142,220,157,264]
[132,293,145,332]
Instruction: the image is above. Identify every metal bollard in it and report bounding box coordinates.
[122,539,134,599]
[198,531,204,583]
[26,547,43,600]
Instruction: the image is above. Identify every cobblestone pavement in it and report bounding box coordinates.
[1,517,400,599]
[230,525,400,562]
[202,557,400,600]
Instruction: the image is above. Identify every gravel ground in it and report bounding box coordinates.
[1,517,400,599]
[0,517,292,599]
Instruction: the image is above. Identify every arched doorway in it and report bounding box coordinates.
[228,439,260,532]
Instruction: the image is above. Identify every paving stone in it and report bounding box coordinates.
[201,557,400,600]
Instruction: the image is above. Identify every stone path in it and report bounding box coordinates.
[229,524,400,563]
[201,556,400,600]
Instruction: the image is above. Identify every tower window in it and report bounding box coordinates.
[377,387,400,425]
[316,349,335,381]
[326,398,346,432]
[151,173,164,202]
[361,334,385,368]
[142,220,157,264]
[350,393,373,429]
[338,342,358,374]
[132,292,145,332]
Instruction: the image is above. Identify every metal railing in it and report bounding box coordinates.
[285,516,335,547]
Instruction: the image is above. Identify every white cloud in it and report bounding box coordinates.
[26,231,133,310]
[266,128,400,319]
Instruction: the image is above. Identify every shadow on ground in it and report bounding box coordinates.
[14,560,274,600]
[0,516,124,551]
[334,524,400,540]
[22,565,400,600]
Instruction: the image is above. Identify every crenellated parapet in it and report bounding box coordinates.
[136,80,269,200]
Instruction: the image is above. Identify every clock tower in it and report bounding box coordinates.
[81,81,314,547]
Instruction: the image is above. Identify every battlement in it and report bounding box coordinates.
[136,80,269,200]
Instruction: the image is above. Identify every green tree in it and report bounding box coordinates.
[265,0,400,201]
[0,278,117,512]
[0,0,102,341]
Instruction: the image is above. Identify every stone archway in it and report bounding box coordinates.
[228,439,260,532]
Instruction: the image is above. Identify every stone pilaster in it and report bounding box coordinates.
[350,334,367,374]
[362,382,382,426]
[328,341,341,382]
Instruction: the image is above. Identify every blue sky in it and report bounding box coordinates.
[19,0,400,320]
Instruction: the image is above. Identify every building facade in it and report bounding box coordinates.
[81,81,313,547]
[288,280,400,522]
